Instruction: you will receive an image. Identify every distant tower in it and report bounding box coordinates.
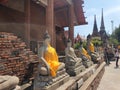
[92,15,99,37]
[99,8,106,36]
[99,8,108,47]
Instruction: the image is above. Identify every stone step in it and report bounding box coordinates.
[57,64,98,90]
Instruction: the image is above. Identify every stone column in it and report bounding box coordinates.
[25,0,30,47]
[69,4,74,45]
[46,0,55,47]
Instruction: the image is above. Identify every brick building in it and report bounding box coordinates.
[0,0,87,52]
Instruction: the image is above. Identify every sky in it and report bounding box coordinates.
[74,0,120,38]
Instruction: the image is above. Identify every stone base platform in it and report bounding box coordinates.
[42,74,69,90]
[67,65,85,76]
[57,62,105,90]
[34,73,69,90]
[21,63,105,90]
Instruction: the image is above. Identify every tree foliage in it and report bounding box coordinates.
[110,25,120,45]
[91,38,102,46]
[74,41,87,49]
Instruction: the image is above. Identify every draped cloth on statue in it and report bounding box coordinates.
[82,47,91,60]
[89,42,95,53]
[44,44,60,77]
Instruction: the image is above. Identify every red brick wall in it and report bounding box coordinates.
[0,5,25,41]
[0,32,38,84]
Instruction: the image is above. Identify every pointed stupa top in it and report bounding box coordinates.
[92,15,99,37]
[100,8,105,31]
[99,8,108,41]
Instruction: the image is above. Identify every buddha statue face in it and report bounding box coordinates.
[44,37,51,45]
[67,39,72,47]
[67,42,72,47]
[44,31,51,46]
[87,34,92,42]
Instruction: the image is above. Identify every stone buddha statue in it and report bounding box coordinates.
[0,75,20,90]
[79,41,91,60]
[79,41,93,68]
[65,39,85,76]
[34,31,69,90]
[86,34,100,63]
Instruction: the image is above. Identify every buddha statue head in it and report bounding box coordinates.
[67,39,72,47]
[87,34,92,42]
[44,31,51,46]
[79,40,83,47]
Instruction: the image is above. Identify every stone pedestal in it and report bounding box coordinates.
[67,65,85,76]
[34,69,69,90]
[65,57,86,76]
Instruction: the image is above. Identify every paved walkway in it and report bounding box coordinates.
[97,60,120,90]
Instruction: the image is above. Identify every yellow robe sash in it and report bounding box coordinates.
[89,42,95,53]
[82,47,91,60]
[44,44,60,77]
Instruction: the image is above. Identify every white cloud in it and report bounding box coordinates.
[104,6,120,16]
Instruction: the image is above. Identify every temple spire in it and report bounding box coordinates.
[92,15,99,37]
[99,8,108,45]
[100,8,105,31]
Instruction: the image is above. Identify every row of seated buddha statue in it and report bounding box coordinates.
[0,32,100,90]
[34,32,97,90]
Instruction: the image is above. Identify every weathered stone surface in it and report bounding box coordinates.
[57,64,98,90]
[0,32,39,84]
[0,64,5,70]
[34,73,69,90]
[67,65,85,76]
[79,62,105,90]
[0,75,20,90]
[77,78,83,89]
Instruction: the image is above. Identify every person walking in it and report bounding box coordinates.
[115,49,119,68]
[104,48,109,65]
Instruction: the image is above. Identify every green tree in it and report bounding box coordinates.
[114,25,120,42]
[110,25,120,45]
[92,37,102,46]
